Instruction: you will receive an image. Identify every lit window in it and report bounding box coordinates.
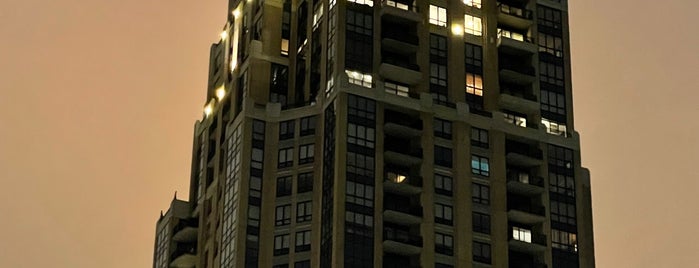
[552,229,578,252]
[385,81,409,97]
[497,28,525,41]
[386,171,407,183]
[463,0,481,8]
[464,14,482,36]
[542,118,568,136]
[385,0,410,10]
[429,5,448,27]
[281,39,290,56]
[347,0,373,7]
[471,155,490,176]
[346,70,373,88]
[466,73,483,96]
[504,112,527,127]
[512,227,532,243]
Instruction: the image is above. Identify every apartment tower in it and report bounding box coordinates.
[153,0,595,267]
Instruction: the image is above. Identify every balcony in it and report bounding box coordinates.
[380,57,422,85]
[172,219,199,243]
[498,90,538,114]
[384,254,420,268]
[384,138,422,166]
[499,60,536,85]
[382,29,419,54]
[506,172,545,196]
[497,3,533,30]
[510,252,548,268]
[507,200,546,225]
[509,232,547,253]
[170,243,197,267]
[384,175,422,196]
[380,0,421,23]
[384,110,423,138]
[383,228,423,255]
[497,31,538,55]
[506,140,543,167]
[384,195,422,225]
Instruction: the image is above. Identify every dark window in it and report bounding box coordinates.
[473,241,491,264]
[548,144,574,171]
[346,151,374,178]
[551,200,577,226]
[346,180,374,207]
[541,89,566,121]
[300,116,317,136]
[471,155,490,176]
[436,264,453,268]
[434,145,453,168]
[295,230,312,252]
[552,229,578,252]
[274,234,290,255]
[472,212,491,234]
[550,172,575,197]
[434,118,452,139]
[297,172,314,193]
[248,205,260,227]
[273,264,289,268]
[540,61,565,87]
[299,143,315,164]
[249,176,262,199]
[278,147,294,168]
[435,203,453,225]
[471,127,489,148]
[279,120,295,140]
[538,32,563,58]
[348,94,376,123]
[348,123,375,148]
[430,34,448,104]
[465,43,483,73]
[472,183,490,205]
[435,233,454,256]
[294,260,311,268]
[270,64,289,106]
[537,5,563,34]
[345,9,373,72]
[277,176,293,197]
[297,201,313,223]
[275,204,291,226]
[434,174,453,196]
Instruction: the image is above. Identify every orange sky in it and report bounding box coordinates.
[0,0,697,267]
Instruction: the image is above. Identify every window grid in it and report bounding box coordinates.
[464,14,483,36]
[429,5,448,27]
[471,155,490,176]
[472,183,490,205]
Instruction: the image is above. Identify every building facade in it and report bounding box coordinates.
[153,0,595,267]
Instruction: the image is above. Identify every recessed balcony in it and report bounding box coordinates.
[384,138,422,166]
[497,32,538,56]
[382,30,419,54]
[509,232,547,254]
[507,172,545,196]
[507,201,546,225]
[499,61,536,85]
[384,175,422,196]
[384,195,422,225]
[384,110,423,138]
[380,0,421,23]
[380,57,422,85]
[498,90,539,115]
[497,3,533,30]
[172,219,199,243]
[170,243,197,268]
[383,228,423,255]
[506,141,543,167]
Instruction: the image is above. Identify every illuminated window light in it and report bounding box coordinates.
[220,30,228,41]
[232,9,241,18]
[204,103,214,117]
[215,86,226,101]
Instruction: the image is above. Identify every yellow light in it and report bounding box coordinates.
[232,9,241,18]
[451,25,463,35]
[204,103,213,117]
[396,175,407,183]
[215,86,226,101]
[220,30,228,41]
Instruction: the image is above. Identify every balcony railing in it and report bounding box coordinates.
[382,29,419,45]
[384,228,423,247]
[508,201,545,216]
[384,139,423,158]
[506,141,543,159]
[382,56,420,71]
[170,243,197,261]
[498,3,533,19]
[507,172,544,187]
[499,60,535,76]
[384,199,423,217]
[501,87,537,101]
[497,29,534,43]
[382,0,418,12]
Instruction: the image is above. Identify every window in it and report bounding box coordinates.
[275,205,292,226]
[386,171,407,183]
[538,32,563,58]
[300,116,316,136]
[504,112,527,127]
[278,147,294,168]
[497,28,526,41]
[385,81,409,97]
[346,151,374,177]
[294,260,311,268]
[471,155,490,176]
[550,172,575,197]
[281,0,291,56]
[473,212,490,234]
[429,5,447,27]
[345,9,373,72]
[279,120,295,140]
[537,5,563,33]
[436,264,453,268]
[248,205,260,227]
[348,94,376,122]
[435,174,453,196]
[463,0,481,8]
[472,183,489,205]
[435,203,453,225]
[434,146,453,168]
[466,72,483,96]
[277,176,293,197]
[347,0,373,7]
[513,227,532,243]
[464,14,482,36]
[470,127,488,148]
[250,176,262,198]
[270,64,289,106]
[435,233,454,256]
[551,200,576,226]
[434,118,452,139]
[299,144,315,164]
[295,230,312,252]
[540,61,565,87]
[273,264,288,268]
[297,201,313,222]
[348,123,375,148]
[430,34,447,58]
[274,234,290,255]
[346,70,372,88]
[542,118,568,136]
[552,229,578,252]
[430,34,448,104]
[251,148,264,170]
[297,172,314,193]
[465,43,483,72]
[548,144,574,170]
[346,211,373,227]
[541,89,566,118]
[346,181,374,207]
[473,241,491,264]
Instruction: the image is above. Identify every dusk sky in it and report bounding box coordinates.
[1,0,697,267]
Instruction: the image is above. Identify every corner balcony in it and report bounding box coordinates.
[384,175,422,196]
[506,141,543,167]
[497,3,533,30]
[172,219,199,243]
[384,139,423,166]
[498,89,539,114]
[380,57,422,86]
[507,201,546,225]
[384,110,423,138]
[380,0,422,23]
[382,29,419,54]
[506,172,545,196]
[497,33,538,56]
[509,232,547,254]
[499,61,536,85]
[170,243,197,268]
[383,228,423,255]
[384,196,423,225]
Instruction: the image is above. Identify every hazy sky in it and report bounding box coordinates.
[0,0,697,267]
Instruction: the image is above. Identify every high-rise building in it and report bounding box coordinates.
[153,0,595,267]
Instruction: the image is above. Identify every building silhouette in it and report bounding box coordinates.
[153,0,595,267]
